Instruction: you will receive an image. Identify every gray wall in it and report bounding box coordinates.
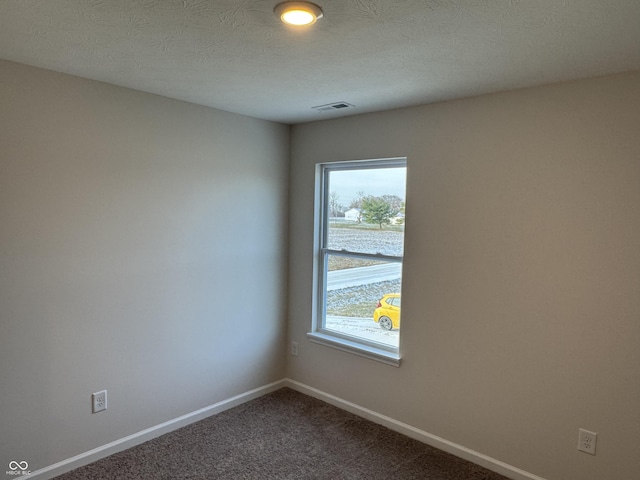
[288,72,640,480]
[0,60,290,471]
[2,58,639,480]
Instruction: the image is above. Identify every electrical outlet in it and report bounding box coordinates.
[291,341,298,356]
[92,390,107,413]
[578,428,597,455]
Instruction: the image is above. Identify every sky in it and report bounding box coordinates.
[328,167,406,207]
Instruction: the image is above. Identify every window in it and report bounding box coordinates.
[308,158,407,366]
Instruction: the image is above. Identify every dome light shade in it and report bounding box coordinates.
[274,2,323,26]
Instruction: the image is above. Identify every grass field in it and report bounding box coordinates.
[326,280,401,317]
[327,256,384,271]
[328,221,405,233]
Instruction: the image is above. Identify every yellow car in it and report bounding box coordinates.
[373,293,401,330]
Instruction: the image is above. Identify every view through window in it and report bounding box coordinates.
[317,159,406,353]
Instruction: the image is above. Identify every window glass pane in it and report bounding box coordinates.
[325,254,401,348]
[316,159,406,358]
[326,168,406,256]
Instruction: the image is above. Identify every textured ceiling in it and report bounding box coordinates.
[1,0,639,124]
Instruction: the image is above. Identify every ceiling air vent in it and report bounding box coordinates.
[312,101,355,113]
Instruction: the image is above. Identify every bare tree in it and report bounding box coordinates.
[349,191,366,209]
[329,191,344,217]
[380,194,403,213]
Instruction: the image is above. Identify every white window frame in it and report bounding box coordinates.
[307,157,406,367]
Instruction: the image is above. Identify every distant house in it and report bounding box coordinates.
[390,212,405,225]
[344,208,361,222]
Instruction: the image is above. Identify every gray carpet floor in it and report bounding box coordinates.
[54,388,511,479]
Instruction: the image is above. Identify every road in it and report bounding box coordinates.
[326,263,402,291]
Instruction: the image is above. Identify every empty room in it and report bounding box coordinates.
[1,1,639,480]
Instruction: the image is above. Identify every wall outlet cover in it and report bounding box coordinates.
[92,390,107,413]
[578,428,597,455]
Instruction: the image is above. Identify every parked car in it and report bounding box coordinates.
[373,293,401,330]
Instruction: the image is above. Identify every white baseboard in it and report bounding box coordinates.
[283,378,547,480]
[29,378,545,480]
[29,379,287,480]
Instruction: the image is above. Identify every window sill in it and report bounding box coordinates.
[307,331,401,367]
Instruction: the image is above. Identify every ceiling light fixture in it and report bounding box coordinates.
[274,1,323,26]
